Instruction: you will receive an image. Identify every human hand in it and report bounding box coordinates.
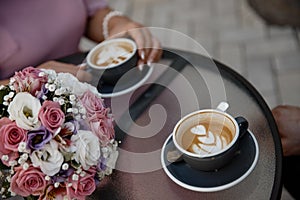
[272,105,300,156]
[37,61,93,83]
[107,16,163,70]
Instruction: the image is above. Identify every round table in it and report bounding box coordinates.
[58,48,283,200]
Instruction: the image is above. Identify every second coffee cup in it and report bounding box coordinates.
[172,102,248,171]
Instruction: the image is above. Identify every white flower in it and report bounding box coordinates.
[62,163,69,170]
[58,98,65,105]
[38,71,45,77]
[102,142,119,175]
[30,140,64,176]
[48,84,56,92]
[18,142,27,152]
[41,69,57,80]
[71,130,101,170]
[7,92,41,130]
[8,92,14,98]
[69,94,76,101]
[57,73,99,96]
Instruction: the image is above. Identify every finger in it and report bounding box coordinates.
[287,106,300,120]
[147,37,163,64]
[141,28,153,60]
[127,28,146,62]
[76,69,93,82]
[108,30,128,39]
[137,59,145,71]
[77,63,87,68]
[272,106,286,123]
[57,64,79,74]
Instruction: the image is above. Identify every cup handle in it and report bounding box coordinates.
[235,116,248,138]
[216,101,229,112]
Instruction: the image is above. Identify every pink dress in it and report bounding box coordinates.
[0,0,107,79]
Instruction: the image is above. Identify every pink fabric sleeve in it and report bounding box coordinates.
[85,0,109,16]
[0,27,18,63]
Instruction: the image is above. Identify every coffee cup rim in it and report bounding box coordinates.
[86,38,137,70]
[172,109,239,158]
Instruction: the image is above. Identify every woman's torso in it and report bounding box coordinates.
[0,0,88,79]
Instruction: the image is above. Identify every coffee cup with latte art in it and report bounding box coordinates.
[86,38,138,85]
[172,102,248,171]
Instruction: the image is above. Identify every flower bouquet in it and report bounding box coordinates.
[0,67,118,200]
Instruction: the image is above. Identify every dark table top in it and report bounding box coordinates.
[58,48,283,200]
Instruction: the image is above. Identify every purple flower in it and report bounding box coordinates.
[36,84,49,102]
[52,168,75,183]
[98,157,107,171]
[27,126,52,150]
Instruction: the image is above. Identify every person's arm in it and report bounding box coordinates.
[272,105,300,156]
[85,7,112,42]
[85,7,162,69]
[0,61,92,85]
[0,79,9,86]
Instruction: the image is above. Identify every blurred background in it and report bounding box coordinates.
[80,1,299,198]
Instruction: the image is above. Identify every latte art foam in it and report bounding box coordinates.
[182,124,233,155]
[93,42,133,68]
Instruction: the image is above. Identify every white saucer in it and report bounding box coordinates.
[97,65,153,98]
[161,130,259,192]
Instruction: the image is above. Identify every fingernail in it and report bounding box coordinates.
[147,60,152,67]
[138,64,144,71]
[140,51,145,60]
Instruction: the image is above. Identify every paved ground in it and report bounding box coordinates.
[80,0,299,199]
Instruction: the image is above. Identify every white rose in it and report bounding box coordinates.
[7,92,41,130]
[71,130,101,170]
[30,140,64,176]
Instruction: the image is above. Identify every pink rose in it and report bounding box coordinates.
[0,117,11,128]
[12,66,47,96]
[67,168,97,200]
[38,100,65,133]
[10,165,48,197]
[80,90,115,145]
[89,114,115,146]
[0,120,27,166]
[80,90,107,118]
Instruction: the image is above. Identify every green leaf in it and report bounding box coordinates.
[0,161,10,170]
[25,195,38,200]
